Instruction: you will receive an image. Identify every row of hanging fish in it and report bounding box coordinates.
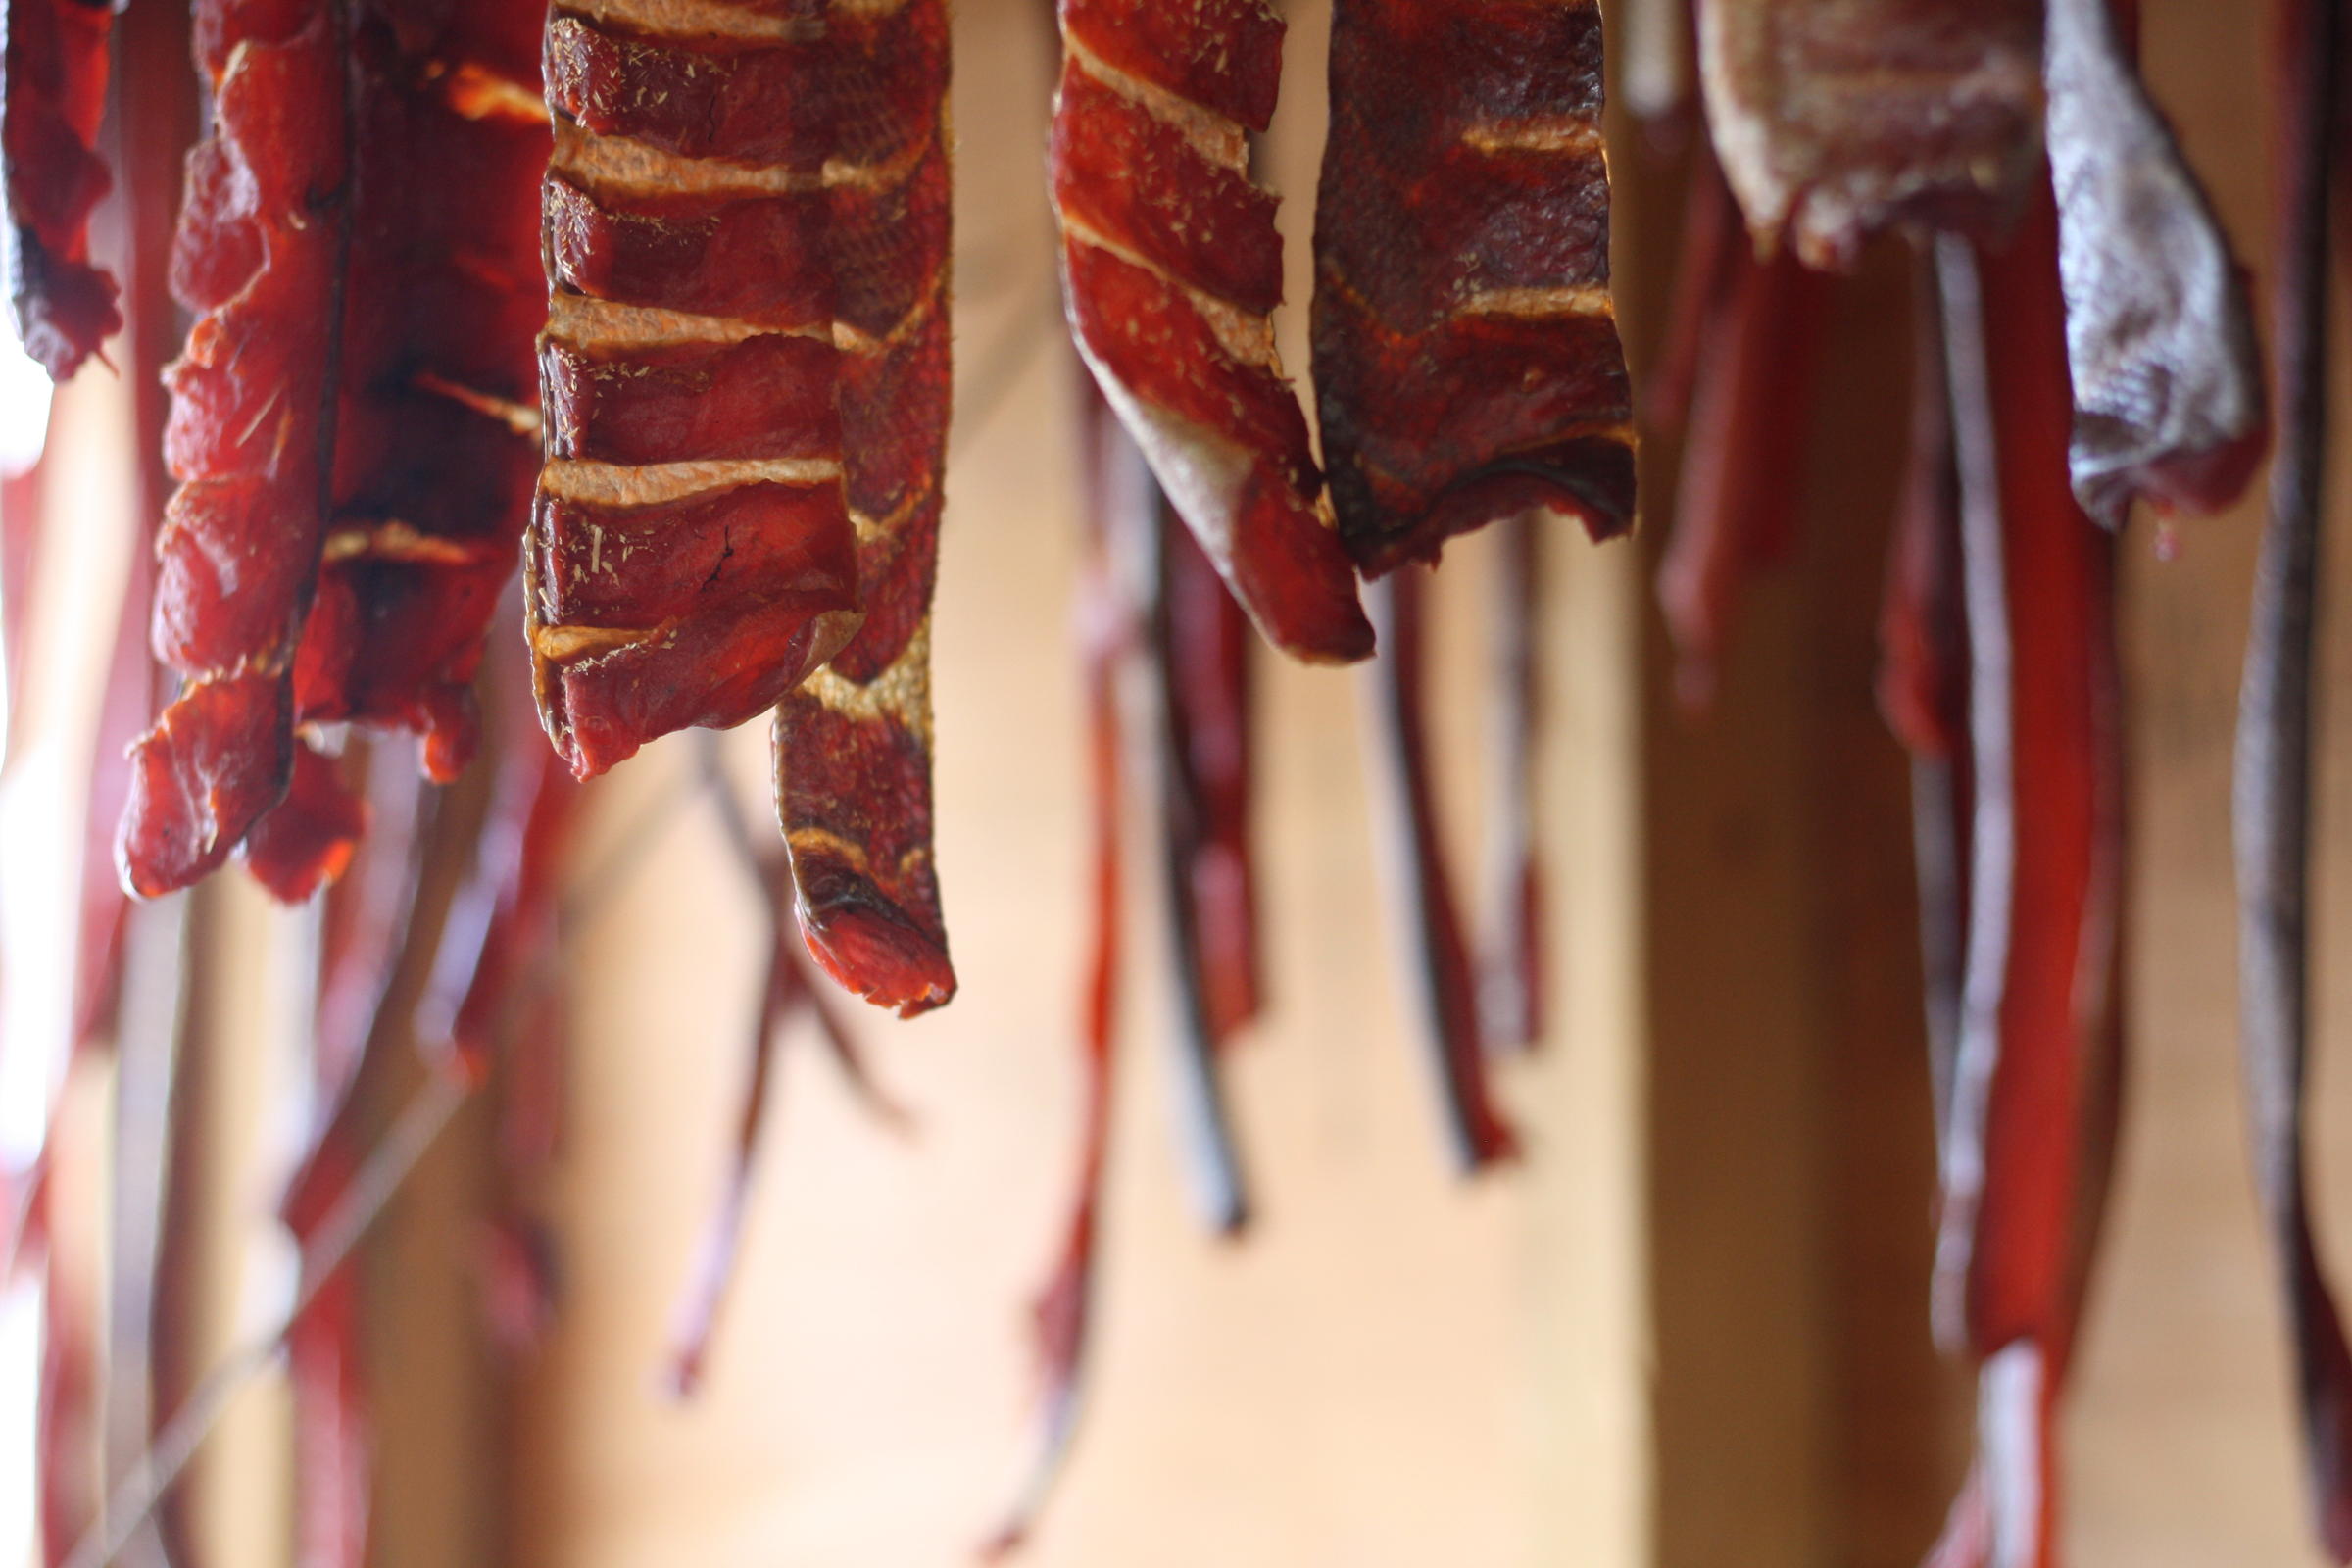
[0,0,2338,1563]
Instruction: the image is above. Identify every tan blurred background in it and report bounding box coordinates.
[31,0,2341,1563]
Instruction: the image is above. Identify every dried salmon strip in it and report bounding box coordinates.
[773,0,956,1017]
[1312,0,1636,576]
[1481,514,1544,1052]
[3,0,119,379]
[668,739,910,1394]
[1654,173,1830,705]
[1160,511,1262,1052]
[533,0,866,780]
[1698,0,2044,267]
[1926,193,2125,1566]
[988,385,1135,1561]
[1367,568,1518,1171]
[1877,257,1970,1137]
[1146,489,1255,1224]
[1051,0,1371,664]
[2044,0,2265,527]
[2235,0,2352,1552]
[117,0,355,897]
[297,0,550,788]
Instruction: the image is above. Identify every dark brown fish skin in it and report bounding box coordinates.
[1312,0,1635,577]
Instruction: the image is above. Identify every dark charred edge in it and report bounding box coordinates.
[2237,0,2352,1555]
[1365,568,1518,1175]
[1479,513,1544,1054]
[1149,487,1250,1234]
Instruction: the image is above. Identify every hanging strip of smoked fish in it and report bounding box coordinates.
[117,0,354,897]
[299,0,549,784]
[2,0,118,378]
[772,0,956,1017]
[1366,567,1519,1171]
[241,0,550,902]
[2235,0,2352,1553]
[1927,191,2125,1567]
[986,383,1136,1559]
[1312,0,1636,576]
[1654,164,1831,706]
[1050,0,1372,663]
[535,0,864,780]
[1877,256,1970,1144]
[2044,0,2265,527]
[1697,0,2044,268]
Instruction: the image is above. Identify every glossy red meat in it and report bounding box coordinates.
[243,742,368,903]
[1313,0,1636,575]
[2,0,120,379]
[1052,0,1371,664]
[300,1,548,783]
[773,0,956,1017]
[122,0,557,898]
[532,1,866,779]
[1924,193,2126,1568]
[122,0,349,896]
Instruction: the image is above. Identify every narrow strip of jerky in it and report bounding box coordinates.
[1877,254,1971,1145]
[666,736,909,1396]
[1365,568,1518,1172]
[1160,511,1262,1046]
[1642,155,1741,442]
[2235,0,2352,1553]
[1148,486,1252,1229]
[1480,514,1546,1053]
[1656,225,1831,707]
[984,381,1141,1558]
